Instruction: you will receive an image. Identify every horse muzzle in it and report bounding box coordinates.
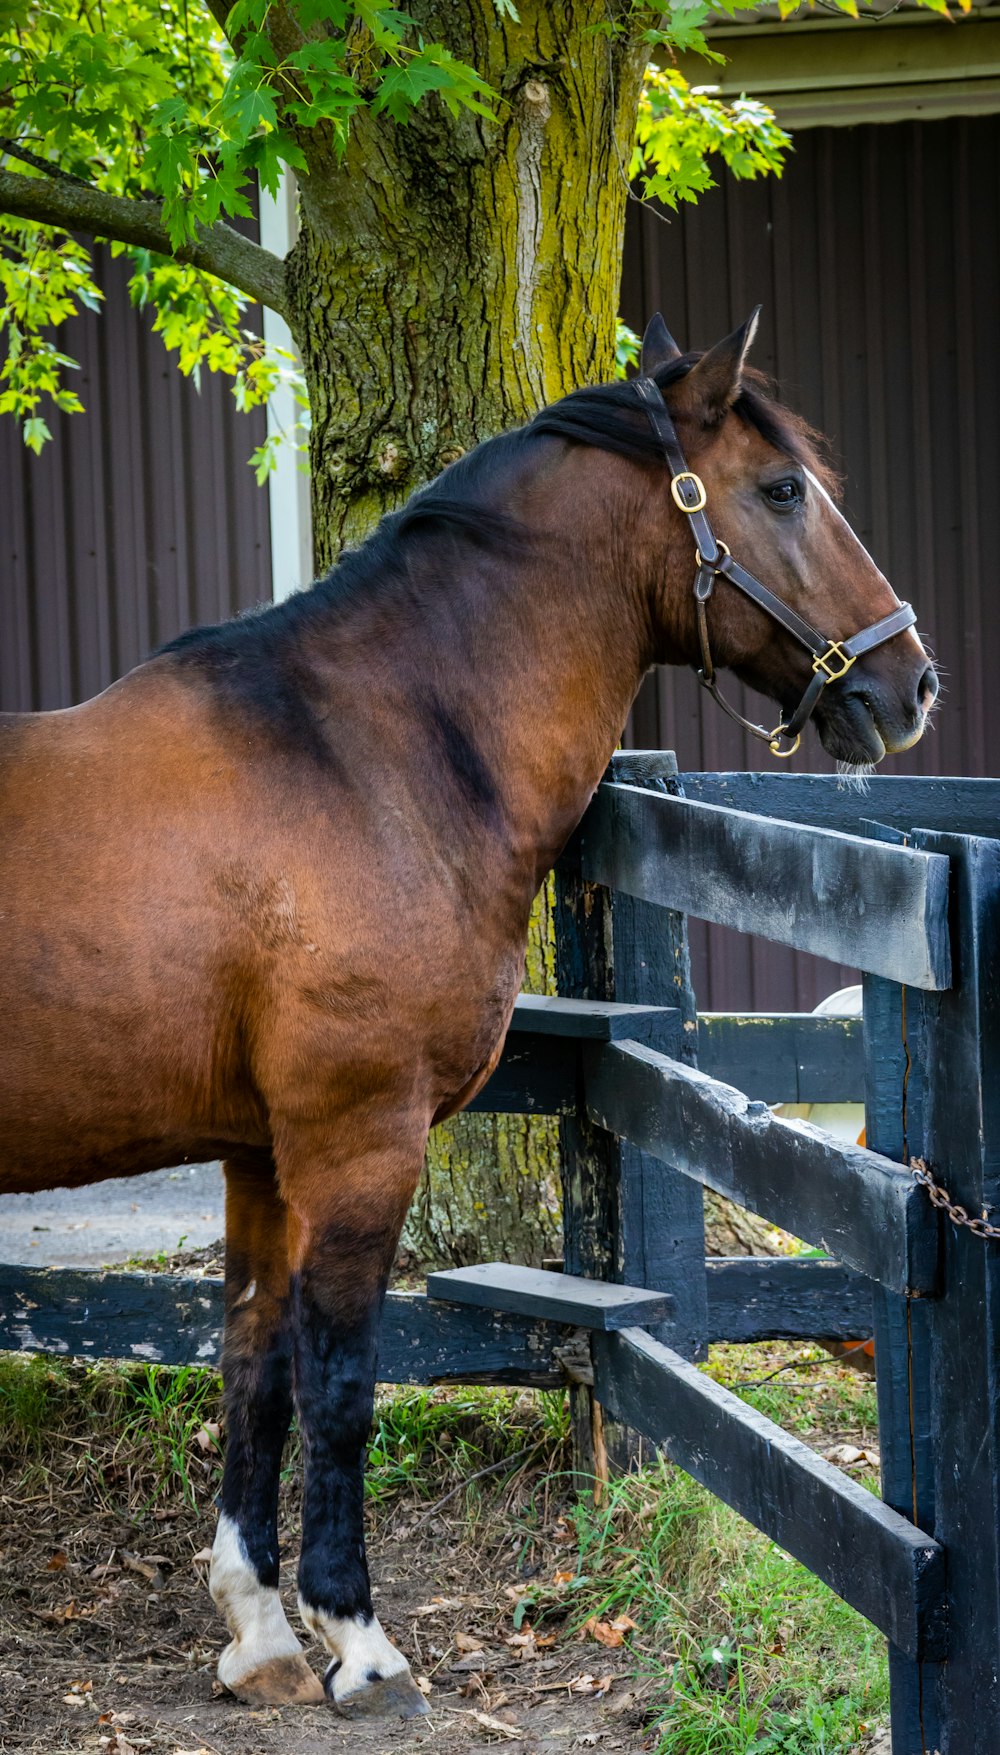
[816,660,939,763]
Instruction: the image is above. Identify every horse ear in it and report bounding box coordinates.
[640,312,682,377]
[674,307,761,424]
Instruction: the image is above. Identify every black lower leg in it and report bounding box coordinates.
[293,1269,382,1622]
[291,1230,425,1716]
[218,1159,294,1582]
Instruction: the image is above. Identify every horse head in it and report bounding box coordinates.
[640,312,938,765]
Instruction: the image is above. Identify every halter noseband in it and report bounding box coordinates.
[634,376,917,758]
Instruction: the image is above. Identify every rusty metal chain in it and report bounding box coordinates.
[909,1157,1000,1242]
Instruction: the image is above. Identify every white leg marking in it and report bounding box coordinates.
[210,1512,305,1689]
[298,1600,409,1696]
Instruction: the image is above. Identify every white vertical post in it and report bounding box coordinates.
[258,176,313,602]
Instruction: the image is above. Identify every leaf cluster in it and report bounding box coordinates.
[631,66,791,211]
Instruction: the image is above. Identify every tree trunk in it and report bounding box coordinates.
[284,1,647,1266]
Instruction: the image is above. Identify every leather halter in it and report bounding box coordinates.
[634,376,917,757]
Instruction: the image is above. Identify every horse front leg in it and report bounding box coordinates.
[209,1155,324,1705]
[280,1124,429,1720]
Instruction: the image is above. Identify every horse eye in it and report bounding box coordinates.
[765,479,802,510]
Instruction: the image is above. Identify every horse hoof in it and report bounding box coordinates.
[325,1662,430,1720]
[226,1652,326,1705]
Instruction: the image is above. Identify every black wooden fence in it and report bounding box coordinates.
[4,752,1000,1753]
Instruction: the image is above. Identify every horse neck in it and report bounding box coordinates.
[372,443,660,888]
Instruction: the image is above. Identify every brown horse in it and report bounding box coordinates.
[0,314,937,1719]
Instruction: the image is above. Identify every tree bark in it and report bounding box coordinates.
[282,1,647,1266]
[284,0,646,555]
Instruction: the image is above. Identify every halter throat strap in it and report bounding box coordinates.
[634,374,916,756]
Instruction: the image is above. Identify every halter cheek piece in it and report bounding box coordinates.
[634,376,917,758]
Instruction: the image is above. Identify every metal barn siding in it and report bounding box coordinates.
[0,244,272,714]
[621,112,1000,1010]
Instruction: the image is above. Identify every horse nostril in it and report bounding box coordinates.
[918,665,939,714]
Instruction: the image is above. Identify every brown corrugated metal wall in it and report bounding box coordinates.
[0,243,272,714]
[621,112,1000,1009]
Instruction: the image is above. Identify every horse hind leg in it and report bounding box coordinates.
[209,1154,323,1706]
[280,1122,430,1720]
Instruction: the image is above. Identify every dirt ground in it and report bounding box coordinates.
[1,1225,881,1754]
[0,1454,648,1755]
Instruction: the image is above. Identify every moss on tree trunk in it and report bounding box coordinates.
[284,2,647,1266]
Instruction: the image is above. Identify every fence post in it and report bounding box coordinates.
[863,944,941,1754]
[869,828,1000,1751]
[908,830,1000,1751]
[554,751,707,1482]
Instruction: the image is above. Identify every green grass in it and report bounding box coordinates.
[707,1343,879,1439]
[0,1352,226,1508]
[0,1354,568,1516]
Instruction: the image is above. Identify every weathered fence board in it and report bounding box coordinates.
[428,1263,674,1329]
[697,1013,863,1104]
[465,1035,578,1115]
[592,1326,947,1662]
[580,783,952,990]
[585,1040,939,1295]
[0,1268,565,1387]
[467,994,681,1114]
[506,993,680,1043]
[704,1256,871,1343]
[652,767,1000,840]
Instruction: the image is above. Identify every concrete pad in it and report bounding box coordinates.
[0,1163,224,1268]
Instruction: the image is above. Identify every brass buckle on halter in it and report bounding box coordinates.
[812,642,856,683]
[768,727,801,759]
[671,471,707,514]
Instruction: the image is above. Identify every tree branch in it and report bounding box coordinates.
[0,139,92,187]
[0,167,290,320]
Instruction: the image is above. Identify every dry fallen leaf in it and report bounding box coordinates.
[193,1422,220,1453]
[569,1672,614,1697]
[413,1595,464,1616]
[451,1651,488,1674]
[505,1629,536,1655]
[826,1443,864,1467]
[584,1613,637,1648]
[455,1630,484,1653]
[415,1675,432,1697]
[470,1709,523,1740]
[42,1600,93,1624]
[122,1552,166,1588]
[190,1547,213,1567]
[553,1568,575,1586]
[46,1550,68,1571]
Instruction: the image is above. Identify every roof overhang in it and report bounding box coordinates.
[673,7,1000,128]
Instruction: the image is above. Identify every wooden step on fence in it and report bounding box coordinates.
[4,751,1000,1754]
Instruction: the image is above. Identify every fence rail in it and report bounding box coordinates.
[584,1039,938,1294]
[581,780,952,989]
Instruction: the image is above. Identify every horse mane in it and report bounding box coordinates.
[159,353,837,670]
[529,355,839,498]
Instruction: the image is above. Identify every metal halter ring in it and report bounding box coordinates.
[812,641,857,683]
[768,727,801,759]
[695,539,730,570]
[670,471,708,513]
